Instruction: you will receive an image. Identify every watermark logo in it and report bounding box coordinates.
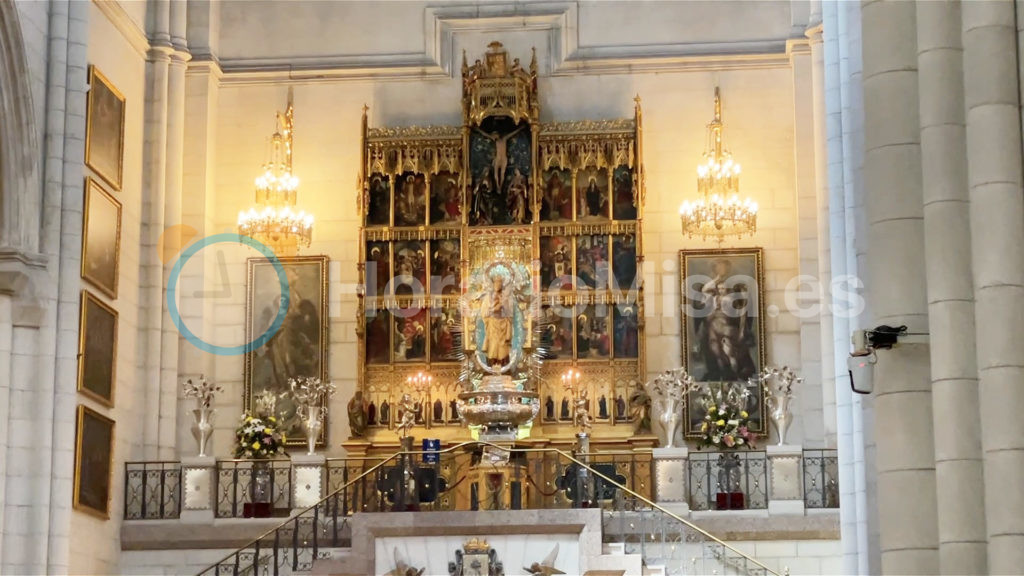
[166,232,290,356]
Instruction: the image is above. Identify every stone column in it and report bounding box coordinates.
[808,21,838,449]
[962,1,1024,571]
[836,1,873,571]
[861,1,939,573]
[142,43,171,457]
[790,39,825,450]
[160,5,190,457]
[915,2,987,574]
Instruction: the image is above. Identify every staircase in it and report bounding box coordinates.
[195,442,779,576]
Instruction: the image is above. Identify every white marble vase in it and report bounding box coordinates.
[767,393,792,446]
[654,398,681,449]
[191,408,215,458]
[304,410,322,456]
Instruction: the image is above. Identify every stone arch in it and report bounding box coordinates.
[0,2,40,253]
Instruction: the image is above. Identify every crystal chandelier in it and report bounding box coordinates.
[237,89,313,256]
[680,87,757,243]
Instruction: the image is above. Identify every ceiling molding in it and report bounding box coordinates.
[211,2,795,86]
[92,0,149,58]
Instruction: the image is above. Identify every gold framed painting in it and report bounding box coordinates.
[73,405,115,519]
[679,248,766,437]
[244,255,329,447]
[81,177,122,298]
[77,290,118,406]
[85,65,126,190]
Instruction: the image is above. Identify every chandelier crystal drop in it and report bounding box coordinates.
[237,89,313,256]
[680,87,757,243]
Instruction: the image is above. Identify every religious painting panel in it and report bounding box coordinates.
[430,239,461,295]
[392,240,427,295]
[77,290,118,407]
[73,405,115,518]
[577,167,609,220]
[612,165,637,220]
[85,66,125,191]
[365,308,391,365]
[365,241,391,296]
[611,234,638,291]
[542,390,557,423]
[613,378,632,423]
[679,248,766,437]
[539,236,573,292]
[539,303,574,359]
[430,171,462,225]
[540,168,573,222]
[393,306,428,362]
[576,235,609,290]
[365,385,393,429]
[245,256,329,447]
[469,117,531,226]
[613,303,640,359]
[366,173,392,226]
[594,381,614,422]
[576,304,610,359]
[81,178,122,299]
[430,301,459,362]
[394,172,427,227]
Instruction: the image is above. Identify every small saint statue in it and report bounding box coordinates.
[396,393,417,439]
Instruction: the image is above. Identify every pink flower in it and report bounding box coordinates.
[723,435,735,447]
[739,426,749,438]
[262,437,273,445]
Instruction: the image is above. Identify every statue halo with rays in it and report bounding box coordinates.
[454,256,549,394]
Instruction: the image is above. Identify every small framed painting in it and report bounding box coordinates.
[73,405,115,518]
[77,290,118,407]
[85,66,126,191]
[81,177,122,298]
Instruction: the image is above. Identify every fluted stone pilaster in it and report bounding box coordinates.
[915,2,987,573]
[861,0,939,572]
[962,1,1024,571]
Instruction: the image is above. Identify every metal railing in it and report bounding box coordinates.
[196,442,781,576]
[687,451,768,511]
[802,449,839,509]
[125,461,181,519]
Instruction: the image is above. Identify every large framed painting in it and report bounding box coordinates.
[85,66,126,191]
[73,405,115,518]
[77,290,118,407]
[679,248,766,437]
[81,177,122,298]
[244,255,329,447]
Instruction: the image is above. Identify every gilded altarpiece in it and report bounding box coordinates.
[351,44,652,467]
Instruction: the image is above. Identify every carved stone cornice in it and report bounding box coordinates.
[366,125,462,141]
[540,119,636,135]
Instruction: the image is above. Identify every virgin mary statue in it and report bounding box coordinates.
[481,274,513,367]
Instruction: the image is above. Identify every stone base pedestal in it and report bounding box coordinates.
[652,447,690,514]
[291,454,326,510]
[766,444,804,515]
[181,456,215,523]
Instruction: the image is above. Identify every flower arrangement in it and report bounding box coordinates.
[233,413,286,459]
[182,375,222,409]
[696,382,755,450]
